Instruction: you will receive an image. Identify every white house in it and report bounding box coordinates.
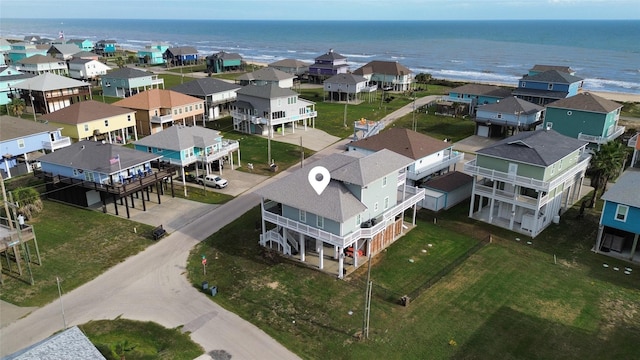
[68,58,111,81]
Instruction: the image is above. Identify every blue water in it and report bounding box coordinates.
[2,19,639,94]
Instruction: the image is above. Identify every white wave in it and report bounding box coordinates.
[287,50,297,53]
[450,60,463,63]
[583,78,640,91]
[433,69,519,84]
[343,53,376,59]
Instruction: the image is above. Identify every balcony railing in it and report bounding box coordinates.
[262,186,425,249]
[42,136,71,151]
[463,154,591,192]
[628,133,638,148]
[473,183,547,209]
[200,140,240,162]
[151,114,173,124]
[578,126,625,144]
[408,151,464,180]
[232,110,317,126]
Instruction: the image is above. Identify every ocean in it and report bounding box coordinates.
[1,19,639,95]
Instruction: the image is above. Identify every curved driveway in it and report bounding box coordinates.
[0,95,440,359]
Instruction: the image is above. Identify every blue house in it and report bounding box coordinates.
[38,141,177,218]
[595,169,640,263]
[308,49,349,83]
[164,46,199,66]
[512,70,583,106]
[445,84,512,115]
[137,43,169,65]
[95,40,118,57]
[0,115,71,179]
[0,65,34,105]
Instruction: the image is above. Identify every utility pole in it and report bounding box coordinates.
[412,94,417,132]
[343,101,348,128]
[362,241,373,340]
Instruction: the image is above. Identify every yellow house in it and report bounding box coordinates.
[40,100,138,144]
[112,89,205,136]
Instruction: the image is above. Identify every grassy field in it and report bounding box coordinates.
[186,199,640,360]
[80,318,204,360]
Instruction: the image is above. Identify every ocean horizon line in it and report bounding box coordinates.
[3,18,639,22]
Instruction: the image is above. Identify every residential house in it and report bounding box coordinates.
[6,42,48,64]
[0,115,71,179]
[594,168,640,263]
[10,73,91,114]
[418,171,474,211]
[0,65,34,106]
[4,326,106,360]
[95,40,118,57]
[66,39,95,52]
[353,60,413,92]
[445,84,512,115]
[113,89,205,136]
[231,84,317,136]
[512,70,584,106]
[475,96,544,138]
[463,129,590,238]
[47,44,82,61]
[323,73,376,103]
[528,64,575,76]
[0,38,12,65]
[543,92,624,149]
[236,67,295,88]
[23,35,41,44]
[171,78,241,120]
[348,128,463,186]
[133,125,240,184]
[71,51,100,61]
[268,58,310,77]
[101,67,164,98]
[137,43,169,65]
[37,140,176,218]
[308,49,349,83]
[164,46,199,66]
[257,149,426,278]
[206,51,242,73]
[16,54,68,76]
[68,58,111,81]
[40,100,138,144]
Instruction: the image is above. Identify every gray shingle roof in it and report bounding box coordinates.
[133,125,221,152]
[521,69,583,84]
[236,67,295,82]
[315,49,346,61]
[4,326,106,360]
[476,129,587,166]
[11,73,89,91]
[422,171,473,192]
[546,92,622,113]
[601,168,640,208]
[268,58,310,68]
[449,84,513,98]
[477,96,544,115]
[40,100,134,125]
[350,128,451,160]
[166,46,199,56]
[353,60,412,76]
[236,83,297,99]
[0,115,60,141]
[257,149,412,222]
[39,140,162,175]
[104,67,152,79]
[170,78,240,97]
[324,73,368,85]
[511,88,569,100]
[207,51,242,60]
[530,64,574,74]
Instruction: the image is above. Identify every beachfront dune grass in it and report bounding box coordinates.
[187,198,639,359]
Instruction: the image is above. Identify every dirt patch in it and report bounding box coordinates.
[599,298,638,340]
[267,281,279,290]
[534,299,582,324]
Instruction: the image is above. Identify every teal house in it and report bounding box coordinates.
[543,92,624,149]
[206,51,242,74]
[595,169,640,263]
[101,67,165,98]
[464,129,590,238]
[67,39,94,52]
[137,43,169,65]
[95,40,118,57]
[7,42,48,64]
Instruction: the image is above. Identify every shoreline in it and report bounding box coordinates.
[244,59,640,103]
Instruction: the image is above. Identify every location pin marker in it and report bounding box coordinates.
[308,166,331,195]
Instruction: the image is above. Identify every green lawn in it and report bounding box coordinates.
[80,318,204,360]
[186,200,640,360]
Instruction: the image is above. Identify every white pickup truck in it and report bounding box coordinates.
[196,175,228,189]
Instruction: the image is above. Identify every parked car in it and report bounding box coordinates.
[196,174,228,189]
[213,159,223,171]
[185,172,198,183]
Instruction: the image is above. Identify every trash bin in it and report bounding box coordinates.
[210,286,217,296]
[202,281,209,290]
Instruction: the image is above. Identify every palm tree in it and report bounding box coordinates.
[588,140,629,207]
[8,97,26,117]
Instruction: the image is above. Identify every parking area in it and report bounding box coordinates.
[182,167,269,197]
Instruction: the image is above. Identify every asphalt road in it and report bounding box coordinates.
[0,95,438,359]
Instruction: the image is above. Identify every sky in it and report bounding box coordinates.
[1,0,638,20]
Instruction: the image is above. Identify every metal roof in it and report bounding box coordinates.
[133,125,221,152]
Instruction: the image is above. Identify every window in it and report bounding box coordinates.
[497,113,502,119]
[615,205,629,222]
[127,115,131,121]
[72,169,79,176]
[84,124,89,132]
[104,120,109,127]
[384,197,389,210]
[521,81,526,87]
[374,202,379,212]
[189,105,193,111]
[174,109,178,115]
[17,139,25,148]
[317,216,324,228]
[382,176,387,187]
[548,83,554,90]
[355,214,361,227]
[299,210,306,222]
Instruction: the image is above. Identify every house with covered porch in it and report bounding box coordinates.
[474,96,544,138]
[512,70,583,106]
[171,78,241,121]
[10,73,91,115]
[594,169,640,263]
[353,60,413,92]
[16,54,68,76]
[113,89,205,136]
[39,100,138,144]
[206,51,243,74]
[308,49,349,83]
[323,73,376,103]
[37,140,177,219]
[0,115,71,179]
[101,67,165,98]
[236,67,295,88]
[257,149,425,278]
[463,129,590,238]
[231,84,317,136]
[445,84,512,116]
